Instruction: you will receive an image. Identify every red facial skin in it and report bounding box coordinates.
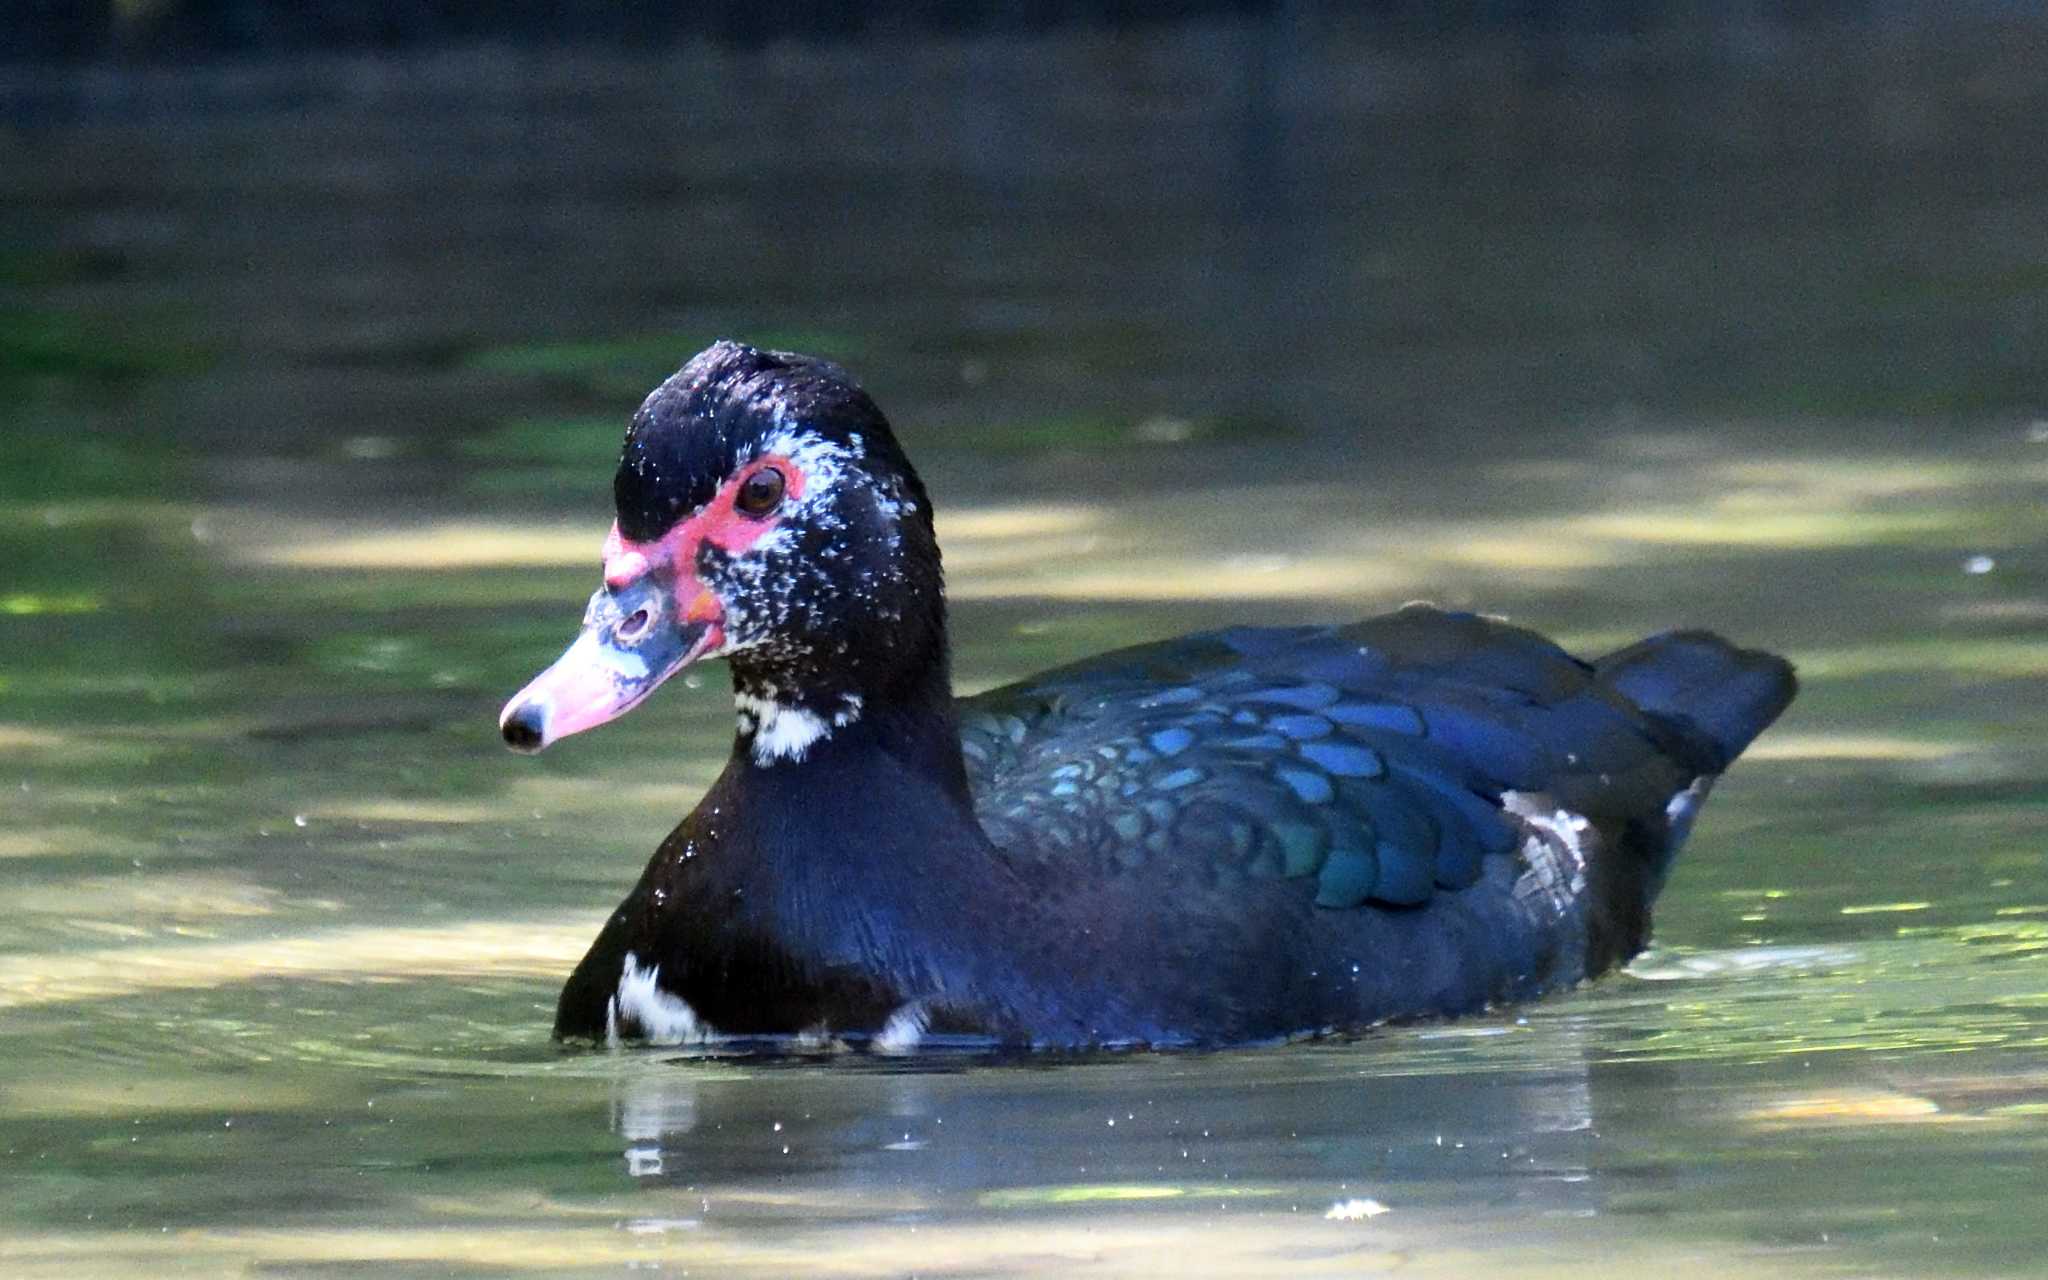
[498,455,808,750]
[603,454,806,646]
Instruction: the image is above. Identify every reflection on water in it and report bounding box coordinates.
[3,10,2048,1278]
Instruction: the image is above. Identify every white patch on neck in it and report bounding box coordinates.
[872,1001,930,1055]
[735,690,827,764]
[752,703,828,764]
[735,689,864,766]
[1501,790,1592,922]
[608,951,713,1047]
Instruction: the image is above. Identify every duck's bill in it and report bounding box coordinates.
[499,592,716,753]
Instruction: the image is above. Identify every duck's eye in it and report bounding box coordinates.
[736,466,786,517]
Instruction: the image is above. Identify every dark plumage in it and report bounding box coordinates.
[501,341,1796,1050]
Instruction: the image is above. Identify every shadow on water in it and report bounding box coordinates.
[2,8,2047,1277]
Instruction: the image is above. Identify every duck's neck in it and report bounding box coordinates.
[726,637,973,806]
[707,640,1003,1012]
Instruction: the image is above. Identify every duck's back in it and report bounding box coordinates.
[960,604,1794,1027]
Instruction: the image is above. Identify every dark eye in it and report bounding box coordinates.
[736,466,786,517]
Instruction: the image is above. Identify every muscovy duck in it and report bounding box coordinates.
[500,341,1795,1049]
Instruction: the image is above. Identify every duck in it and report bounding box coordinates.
[499,341,1796,1050]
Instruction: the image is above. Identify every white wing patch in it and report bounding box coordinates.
[1664,775,1715,849]
[1501,790,1592,924]
[609,951,715,1047]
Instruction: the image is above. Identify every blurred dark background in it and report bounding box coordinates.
[11,1,2048,61]
[3,0,2044,513]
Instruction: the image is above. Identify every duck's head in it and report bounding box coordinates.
[499,341,945,764]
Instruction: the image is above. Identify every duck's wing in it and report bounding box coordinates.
[959,605,1764,915]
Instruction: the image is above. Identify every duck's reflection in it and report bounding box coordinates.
[615,1070,698,1178]
[600,1020,1622,1224]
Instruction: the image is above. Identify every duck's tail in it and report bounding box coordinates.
[1594,630,1798,771]
[1561,631,1796,973]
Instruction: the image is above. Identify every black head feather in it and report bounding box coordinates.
[615,341,924,543]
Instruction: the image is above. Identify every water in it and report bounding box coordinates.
[4,14,2047,1277]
